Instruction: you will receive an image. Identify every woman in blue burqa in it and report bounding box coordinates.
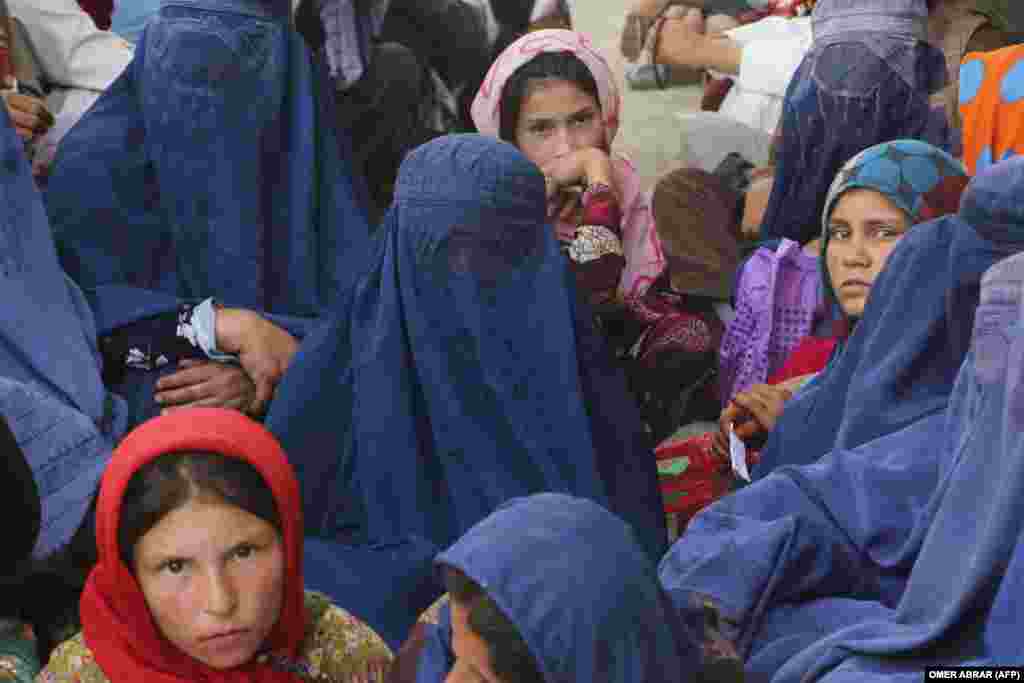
[756,0,955,246]
[658,156,1024,680]
[264,134,669,567]
[0,96,132,655]
[44,0,374,427]
[1,99,435,659]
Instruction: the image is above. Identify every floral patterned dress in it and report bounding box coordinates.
[1,623,40,683]
[36,593,392,683]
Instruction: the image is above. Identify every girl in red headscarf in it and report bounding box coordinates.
[38,408,393,683]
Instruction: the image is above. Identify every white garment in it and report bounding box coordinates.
[677,111,774,171]
[9,0,133,92]
[716,16,811,134]
[10,0,133,170]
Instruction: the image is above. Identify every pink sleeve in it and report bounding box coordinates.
[614,157,666,301]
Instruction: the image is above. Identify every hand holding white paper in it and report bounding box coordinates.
[729,422,751,482]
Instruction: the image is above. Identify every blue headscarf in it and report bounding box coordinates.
[264,134,668,563]
[421,494,701,683]
[0,105,127,560]
[753,148,1009,479]
[758,0,953,244]
[45,0,372,419]
[659,175,1024,678]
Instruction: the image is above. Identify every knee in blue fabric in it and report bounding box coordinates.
[746,598,898,678]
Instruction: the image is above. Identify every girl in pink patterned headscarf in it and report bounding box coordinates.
[471,29,665,307]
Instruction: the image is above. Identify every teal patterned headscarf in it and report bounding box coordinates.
[820,139,969,316]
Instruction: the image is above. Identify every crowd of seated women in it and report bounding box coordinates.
[4,0,1024,681]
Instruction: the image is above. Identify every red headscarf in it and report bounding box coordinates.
[80,408,307,683]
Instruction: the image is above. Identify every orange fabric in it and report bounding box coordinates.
[960,44,1024,175]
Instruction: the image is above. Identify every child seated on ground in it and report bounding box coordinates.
[39,409,394,682]
[657,140,968,534]
[392,493,737,683]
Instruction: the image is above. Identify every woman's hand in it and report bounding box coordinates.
[155,359,258,415]
[656,14,742,75]
[541,148,616,196]
[215,308,299,415]
[712,383,794,458]
[2,92,54,142]
[542,148,617,219]
[775,373,815,394]
[732,384,792,434]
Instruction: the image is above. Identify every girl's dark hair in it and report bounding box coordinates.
[118,451,281,570]
[498,51,600,144]
[445,567,545,683]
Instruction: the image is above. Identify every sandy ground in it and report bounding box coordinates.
[572,1,705,189]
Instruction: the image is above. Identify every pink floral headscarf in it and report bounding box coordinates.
[471,29,666,300]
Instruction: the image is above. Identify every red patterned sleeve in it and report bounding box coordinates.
[566,183,626,300]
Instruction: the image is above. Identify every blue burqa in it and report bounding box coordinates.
[45,0,372,423]
[752,159,1024,479]
[757,0,953,244]
[0,105,128,561]
[1,58,431,646]
[264,134,668,564]
[772,251,1024,680]
[415,494,702,683]
[660,157,1024,681]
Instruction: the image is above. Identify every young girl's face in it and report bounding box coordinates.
[825,187,911,318]
[133,497,285,670]
[446,599,507,683]
[514,78,606,169]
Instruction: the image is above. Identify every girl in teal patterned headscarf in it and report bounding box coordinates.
[749,139,971,481]
[819,138,970,326]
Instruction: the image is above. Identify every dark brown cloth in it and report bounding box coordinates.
[76,0,113,30]
[0,414,40,600]
[652,167,743,300]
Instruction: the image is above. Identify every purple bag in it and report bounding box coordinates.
[718,239,823,403]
